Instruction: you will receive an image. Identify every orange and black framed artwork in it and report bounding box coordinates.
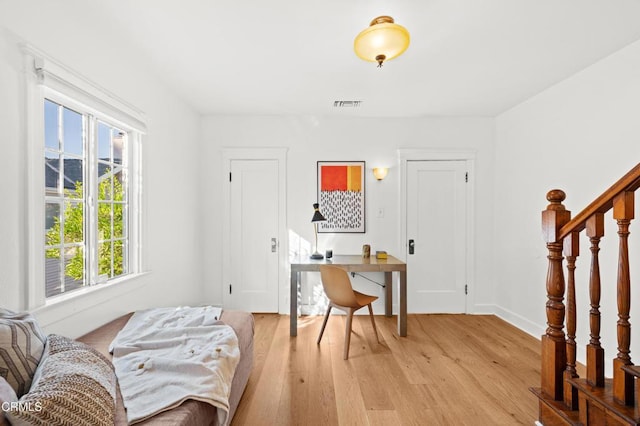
[317,161,365,233]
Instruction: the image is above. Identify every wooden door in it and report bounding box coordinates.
[229,159,279,312]
[406,160,467,313]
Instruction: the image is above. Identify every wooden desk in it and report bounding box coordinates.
[290,254,407,337]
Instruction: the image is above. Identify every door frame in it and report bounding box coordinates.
[398,149,476,313]
[222,148,288,313]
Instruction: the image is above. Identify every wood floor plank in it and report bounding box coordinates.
[415,315,538,424]
[415,315,539,425]
[375,315,433,385]
[231,314,541,426]
[234,315,290,425]
[230,313,279,425]
[327,315,371,425]
[367,409,402,425]
[349,318,394,411]
[292,314,339,425]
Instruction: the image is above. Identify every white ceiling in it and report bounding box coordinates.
[90,0,640,117]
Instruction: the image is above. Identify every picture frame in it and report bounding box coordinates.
[317,161,366,233]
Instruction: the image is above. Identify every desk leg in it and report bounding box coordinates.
[384,272,392,317]
[398,271,407,337]
[290,271,298,337]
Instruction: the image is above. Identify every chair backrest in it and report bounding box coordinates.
[319,265,359,307]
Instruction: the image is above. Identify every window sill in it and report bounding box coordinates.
[31,272,150,328]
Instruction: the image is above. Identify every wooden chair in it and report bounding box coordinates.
[316,265,380,360]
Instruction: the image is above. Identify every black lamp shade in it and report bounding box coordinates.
[311,203,327,222]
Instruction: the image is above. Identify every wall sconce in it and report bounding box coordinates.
[373,168,388,181]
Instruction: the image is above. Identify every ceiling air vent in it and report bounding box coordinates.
[333,100,363,108]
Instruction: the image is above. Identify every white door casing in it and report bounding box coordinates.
[222,148,287,313]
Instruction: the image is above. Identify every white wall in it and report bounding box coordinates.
[6,2,638,350]
[200,115,496,315]
[495,40,640,371]
[0,4,204,337]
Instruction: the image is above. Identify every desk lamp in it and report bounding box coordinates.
[310,203,327,259]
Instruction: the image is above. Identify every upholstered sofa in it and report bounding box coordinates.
[0,308,254,426]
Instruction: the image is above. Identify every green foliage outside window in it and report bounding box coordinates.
[46,170,125,281]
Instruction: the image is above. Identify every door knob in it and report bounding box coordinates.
[408,239,415,255]
[271,238,277,253]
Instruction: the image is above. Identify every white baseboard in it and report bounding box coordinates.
[492,305,545,340]
[298,301,547,343]
[470,303,496,315]
[469,303,545,341]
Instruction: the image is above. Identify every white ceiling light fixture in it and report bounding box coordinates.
[354,16,410,68]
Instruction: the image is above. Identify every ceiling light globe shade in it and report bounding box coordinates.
[354,16,410,64]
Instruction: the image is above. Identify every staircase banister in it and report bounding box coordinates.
[558,163,640,241]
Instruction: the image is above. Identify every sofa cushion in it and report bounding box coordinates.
[0,376,18,426]
[0,308,47,397]
[5,334,116,426]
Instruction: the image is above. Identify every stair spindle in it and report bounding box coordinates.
[586,213,605,387]
[613,191,634,405]
[563,231,580,409]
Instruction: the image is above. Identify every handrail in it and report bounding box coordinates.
[537,162,640,423]
[558,163,640,240]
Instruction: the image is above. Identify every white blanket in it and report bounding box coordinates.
[110,306,240,425]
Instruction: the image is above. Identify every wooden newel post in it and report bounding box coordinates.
[541,189,571,401]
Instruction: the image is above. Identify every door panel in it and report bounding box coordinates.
[230,160,279,312]
[407,160,467,313]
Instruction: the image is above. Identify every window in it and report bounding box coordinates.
[26,50,145,305]
[44,99,131,297]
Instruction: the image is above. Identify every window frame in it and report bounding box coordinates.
[24,46,146,309]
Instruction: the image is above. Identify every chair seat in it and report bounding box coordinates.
[353,291,378,307]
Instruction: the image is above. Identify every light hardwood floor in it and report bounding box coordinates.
[231,313,541,425]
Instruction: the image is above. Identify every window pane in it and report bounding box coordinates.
[63,201,83,243]
[44,100,59,150]
[63,107,83,155]
[98,165,112,201]
[114,241,125,277]
[45,152,60,194]
[113,131,124,165]
[45,203,60,244]
[97,202,111,240]
[63,156,84,196]
[98,242,112,278]
[64,246,84,290]
[113,204,125,238]
[113,168,126,202]
[97,122,111,161]
[45,253,62,297]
